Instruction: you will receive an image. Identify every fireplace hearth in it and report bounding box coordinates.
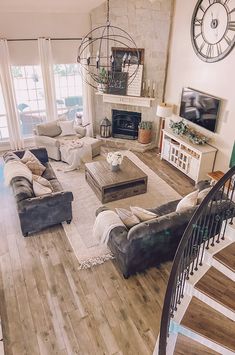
[112,109,141,140]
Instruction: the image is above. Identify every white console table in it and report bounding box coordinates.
[161,129,217,183]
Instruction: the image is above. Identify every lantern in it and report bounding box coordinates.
[100,117,112,138]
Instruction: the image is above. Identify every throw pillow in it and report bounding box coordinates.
[33,180,52,197]
[115,208,140,228]
[176,190,199,213]
[59,120,76,136]
[130,206,158,222]
[197,187,211,204]
[21,150,46,176]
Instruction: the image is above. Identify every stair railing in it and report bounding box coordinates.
[158,166,235,355]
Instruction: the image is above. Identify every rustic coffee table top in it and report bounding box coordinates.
[85,156,147,188]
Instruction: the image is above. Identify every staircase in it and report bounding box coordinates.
[157,166,235,355]
[167,225,235,355]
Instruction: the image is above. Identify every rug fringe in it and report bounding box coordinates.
[78,253,114,270]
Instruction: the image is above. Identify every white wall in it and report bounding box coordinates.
[165,0,235,171]
[0,12,91,63]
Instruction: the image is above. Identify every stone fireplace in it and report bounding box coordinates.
[112,109,141,140]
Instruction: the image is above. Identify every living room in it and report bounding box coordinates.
[0,0,235,355]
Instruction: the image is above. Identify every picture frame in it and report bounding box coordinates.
[111,47,145,72]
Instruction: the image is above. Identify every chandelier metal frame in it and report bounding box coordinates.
[77,0,140,90]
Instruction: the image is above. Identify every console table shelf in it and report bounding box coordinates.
[161,128,217,183]
[96,92,155,107]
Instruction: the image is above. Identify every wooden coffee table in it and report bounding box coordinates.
[85,156,148,203]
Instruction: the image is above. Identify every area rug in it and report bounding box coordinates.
[51,151,181,269]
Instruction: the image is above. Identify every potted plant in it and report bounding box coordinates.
[97,67,108,93]
[138,121,153,144]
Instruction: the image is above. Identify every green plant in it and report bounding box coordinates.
[138,121,153,130]
[170,119,209,145]
[98,67,108,84]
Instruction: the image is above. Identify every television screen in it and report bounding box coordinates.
[179,87,220,133]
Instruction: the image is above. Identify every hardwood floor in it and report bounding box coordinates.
[174,334,220,355]
[0,149,194,355]
[181,297,235,352]
[195,266,235,312]
[213,242,235,272]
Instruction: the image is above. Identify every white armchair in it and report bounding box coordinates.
[34,119,102,161]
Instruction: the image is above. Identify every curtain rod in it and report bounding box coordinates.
[6,37,90,42]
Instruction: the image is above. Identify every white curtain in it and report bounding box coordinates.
[81,39,95,137]
[0,39,24,150]
[38,38,57,122]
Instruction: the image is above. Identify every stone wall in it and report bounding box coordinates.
[90,0,173,140]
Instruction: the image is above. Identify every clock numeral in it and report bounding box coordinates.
[199,5,206,12]
[199,41,206,52]
[194,32,202,40]
[194,17,203,26]
[228,20,235,30]
[206,44,213,58]
[217,42,222,55]
[224,35,232,45]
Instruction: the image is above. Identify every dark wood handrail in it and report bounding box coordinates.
[158,165,235,355]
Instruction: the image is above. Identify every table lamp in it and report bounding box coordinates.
[156,103,173,153]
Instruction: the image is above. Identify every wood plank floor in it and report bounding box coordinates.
[174,334,220,355]
[213,242,235,272]
[181,297,235,352]
[0,148,194,355]
[195,267,235,312]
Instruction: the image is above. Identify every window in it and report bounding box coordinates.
[12,65,46,137]
[54,64,83,122]
[0,84,9,141]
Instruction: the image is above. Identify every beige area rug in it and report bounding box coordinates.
[51,151,181,269]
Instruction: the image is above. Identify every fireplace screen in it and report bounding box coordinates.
[112,109,141,140]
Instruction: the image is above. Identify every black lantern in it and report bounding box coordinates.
[100,117,112,138]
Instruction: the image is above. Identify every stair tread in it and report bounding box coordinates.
[213,242,235,272]
[181,297,235,352]
[195,266,235,312]
[174,334,220,355]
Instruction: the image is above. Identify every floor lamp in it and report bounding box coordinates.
[156,103,173,153]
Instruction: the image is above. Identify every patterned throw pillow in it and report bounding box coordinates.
[115,208,140,228]
[130,206,158,222]
[21,150,46,176]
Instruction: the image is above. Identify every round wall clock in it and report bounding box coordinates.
[191,0,235,62]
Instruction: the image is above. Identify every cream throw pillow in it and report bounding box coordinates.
[115,208,140,228]
[197,187,211,204]
[21,150,46,176]
[59,120,76,136]
[176,190,199,213]
[32,175,53,197]
[130,206,158,222]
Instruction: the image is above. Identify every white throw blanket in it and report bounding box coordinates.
[4,160,32,185]
[60,138,92,172]
[93,210,125,245]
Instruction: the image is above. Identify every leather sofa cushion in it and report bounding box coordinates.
[148,199,181,217]
[11,176,34,202]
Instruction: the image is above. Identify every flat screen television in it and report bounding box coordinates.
[179,87,221,133]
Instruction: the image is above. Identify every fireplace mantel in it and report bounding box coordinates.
[96,92,155,108]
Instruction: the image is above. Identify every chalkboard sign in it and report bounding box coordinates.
[229,141,235,168]
[107,72,128,95]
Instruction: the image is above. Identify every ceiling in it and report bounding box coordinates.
[0,0,105,13]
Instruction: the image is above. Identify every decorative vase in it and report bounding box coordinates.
[138,128,152,144]
[111,164,120,172]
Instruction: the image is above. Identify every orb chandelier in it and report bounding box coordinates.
[77,0,140,91]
